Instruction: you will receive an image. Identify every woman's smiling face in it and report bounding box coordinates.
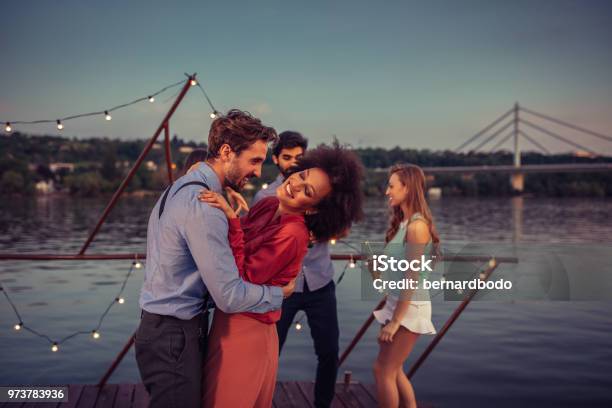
[276,168,332,214]
[385,172,409,208]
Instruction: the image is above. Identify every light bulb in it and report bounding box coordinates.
[51,343,59,352]
[148,96,155,103]
[92,330,100,339]
[210,112,217,119]
[117,297,125,304]
[56,120,63,130]
[5,122,11,132]
[190,79,197,86]
[262,183,269,189]
[330,239,337,245]
[295,322,302,330]
[133,260,143,269]
[349,259,356,268]
[14,322,22,331]
[104,111,112,121]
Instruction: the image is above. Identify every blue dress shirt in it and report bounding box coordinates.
[139,162,283,320]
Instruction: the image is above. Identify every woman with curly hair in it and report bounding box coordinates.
[199,142,364,408]
[372,163,440,408]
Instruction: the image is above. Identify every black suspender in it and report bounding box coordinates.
[155,179,213,312]
[158,181,210,219]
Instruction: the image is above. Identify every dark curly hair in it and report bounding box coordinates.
[291,142,365,242]
[207,109,278,158]
[272,131,308,157]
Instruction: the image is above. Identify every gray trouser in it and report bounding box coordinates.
[135,310,208,408]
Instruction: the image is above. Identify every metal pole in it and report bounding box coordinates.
[97,333,135,388]
[0,253,519,263]
[78,75,196,255]
[407,259,499,379]
[164,122,174,184]
[338,298,386,367]
[514,102,520,168]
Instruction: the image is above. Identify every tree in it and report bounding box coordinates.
[0,171,26,194]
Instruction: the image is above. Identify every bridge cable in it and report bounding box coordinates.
[455,107,514,152]
[471,120,514,151]
[520,106,612,143]
[520,118,598,156]
[519,130,551,154]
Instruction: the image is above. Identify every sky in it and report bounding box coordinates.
[2,0,612,154]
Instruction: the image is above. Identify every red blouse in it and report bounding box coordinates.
[227,196,309,324]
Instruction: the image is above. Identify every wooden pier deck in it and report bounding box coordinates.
[0,382,433,407]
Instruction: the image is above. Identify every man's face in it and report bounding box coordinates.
[224,140,267,190]
[273,146,305,177]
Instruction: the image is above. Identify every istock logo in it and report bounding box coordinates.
[372,254,434,272]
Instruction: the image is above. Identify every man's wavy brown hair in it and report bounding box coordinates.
[207,109,278,158]
[291,141,365,242]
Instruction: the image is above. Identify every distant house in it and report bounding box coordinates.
[145,160,158,171]
[35,180,55,194]
[49,163,75,173]
[574,150,596,158]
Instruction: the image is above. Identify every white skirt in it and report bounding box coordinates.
[373,296,436,335]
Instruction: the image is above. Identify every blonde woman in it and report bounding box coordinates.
[372,164,439,408]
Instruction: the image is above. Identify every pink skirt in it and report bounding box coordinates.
[202,309,279,408]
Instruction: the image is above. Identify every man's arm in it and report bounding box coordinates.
[182,199,283,314]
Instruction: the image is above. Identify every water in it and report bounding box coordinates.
[1,195,611,407]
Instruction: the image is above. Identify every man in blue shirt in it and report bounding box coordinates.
[135,110,295,408]
[253,131,340,408]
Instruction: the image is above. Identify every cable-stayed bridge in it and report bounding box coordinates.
[378,103,612,192]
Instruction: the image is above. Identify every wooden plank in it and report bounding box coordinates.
[334,384,361,408]
[349,383,377,408]
[295,381,344,408]
[75,386,99,408]
[59,385,84,408]
[93,385,117,408]
[295,382,314,407]
[132,384,149,408]
[22,401,59,408]
[112,384,135,408]
[272,381,290,408]
[1,402,24,408]
[361,383,378,402]
[281,382,310,408]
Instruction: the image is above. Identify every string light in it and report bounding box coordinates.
[349,256,356,268]
[295,322,302,331]
[262,183,269,189]
[209,112,217,119]
[0,75,209,133]
[330,238,337,245]
[0,257,138,352]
